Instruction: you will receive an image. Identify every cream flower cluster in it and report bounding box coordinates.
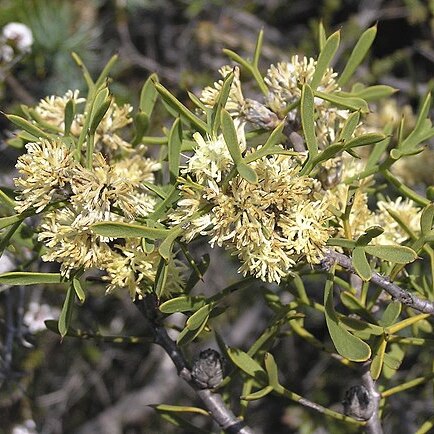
[13,92,184,297]
[170,132,333,283]
[200,56,350,149]
[326,156,421,244]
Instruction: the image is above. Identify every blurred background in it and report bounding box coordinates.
[1,1,433,433]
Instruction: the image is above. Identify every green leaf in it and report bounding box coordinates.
[0,187,16,210]
[344,133,386,150]
[131,112,149,146]
[227,347,267,382]
[324,266,371,361]
[58,284,75,338]
[339,25,377,86]
[90,222,170,239]
[348,85,398,102]
[211,70,235,134]
[420,204,434,234]
[236,162,258,184]
[364,245,417,264]
[64,99,75,136]
[186,303,214,330]
[318,21,327,51]
[72,277,85,303]
[140,73,159,116]
[356,226,384,246]
[311,30,340,89]
[326,238,356,249]
[241,385,274,401]
[6,114,52,140]
[0,214,25,230]
[337,111,360,142]
[150,404,209,416]
[154,257,169,298]
[151,407,209,433]
[94,54,118,89]
[379,301,402,327]
[314,90,369,112]
[159,295,207,314]
[301,84,318,158]
[352,246,372,281]
[168,118,183,183]
[158,226,183,261]
[253,29,264,67]
[155,82,207,133]
[264,352,280,389]
[71,52,94,90]
[370,337,387,380]
[89,88,111,134]
[0,272,63,285]
[221,108,242,164]
[177,317,208,346]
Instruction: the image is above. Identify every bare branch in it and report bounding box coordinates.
[361,365,383,434]
[322,249,434,314]
[135,296,255,434]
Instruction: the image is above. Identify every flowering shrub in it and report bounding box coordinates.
[1,24,434,433]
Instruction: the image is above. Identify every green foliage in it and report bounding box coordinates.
[1,8,434,434]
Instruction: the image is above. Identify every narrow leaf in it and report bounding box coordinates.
[58,284,75,338]
[140,73,159,115]
[168,118,183,183]
[6,115,51,140]
[324,266,371,361]
[0,272,63,285]
[90,222,170,239]
[314,91,369,112]
[221,108,242,164]
[352,247,372,281]
[301,84,318,158]
[311,30,340,89]
[154,257,169,298]
[236,162,258,184]
[211,70,235,134]
[159,296,207,314]
[186,303,214,330]
[227,347,267,382]
[264,353,280,389]
[158,226,183,261]
[339,25,377,86]
[241,385,274,401]
[72,277,85,303]
[370,337,387,380]
[155,83,207,133]
[337,111,360,142]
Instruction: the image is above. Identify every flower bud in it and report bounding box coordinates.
[191,348,224,389]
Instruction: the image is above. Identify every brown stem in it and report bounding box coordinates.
[322,249,434,314]
[134,296,255,434]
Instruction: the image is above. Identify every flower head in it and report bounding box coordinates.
[14,139,76,213]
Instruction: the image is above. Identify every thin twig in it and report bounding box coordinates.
[134,296,255,434]
[361,364,383,434]
[322,249,434,314]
